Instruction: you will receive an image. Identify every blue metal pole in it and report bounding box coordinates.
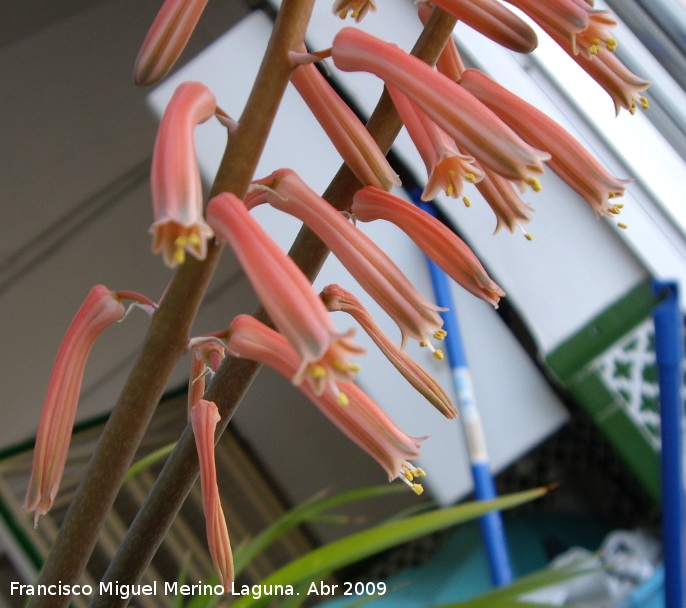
[652,280,685,608]
[415,193,513,587]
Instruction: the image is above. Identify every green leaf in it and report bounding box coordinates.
[233,484,406,576]
[124,441,176,483]
[231,487,549,608]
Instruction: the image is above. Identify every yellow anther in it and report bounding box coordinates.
[618,222,628,229]
[640,96,649,110]
[188,233,201,247]
[445,183,454,196]
[174,247,186,265]
[419,341,427,348]
[527,177,542,192]
[404,470,414,481]
[337,392,349,407]
[463,196,472,208]
[433,349,444,361]
[448,170,457,177]
[612,205,622,215]
[412,483,424,496]
[609,192,616,199]
[606,38,617,52]
[630,102,638,115]
[465,172,477,183]
[309,365,327,379]
[524,233,533,241]
[434,329,447,341]
[414,467,427,477]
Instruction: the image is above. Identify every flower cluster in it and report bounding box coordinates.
[26,0,648,590]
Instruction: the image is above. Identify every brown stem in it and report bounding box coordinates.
[28,2,317,606]
[89,8,457,607]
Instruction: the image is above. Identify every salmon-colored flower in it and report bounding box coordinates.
[290,58,400,190]
[206,192,363,400]
[352,186,505,307]
[134,0,209,86]
[24,286,126,525]
[424,0,538,54]
[227,315,426,492]
[190,400,233,589]
[506,0,617,58]
[331,27,550,187]
[473,163,536,236]
[460,68,632,218]
[387,84,483,201]
[245,169,445,351]
[187,336,226,417]
[568,44,650,115]
[321,284,457,419]
[332,0,377,22]
[150,81,216,268]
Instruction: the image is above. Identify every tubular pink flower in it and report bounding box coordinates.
[134,0,209,86]
[227,315,426,492]
[150,81,216,268]
[505,0,617,57]
[460,68,632,218]
[24,285,126,525]
[541,27,649,115]
[245,169,445,351]
[423,0,538,54]
[352,186,505,308]
[332,0,377,22]
[331,27,550,186]
[190,400,234,589]
[290,59,400,191]
[387,84,483,201]
[321,284,457,419]
[473,163,536,236]
[206,192,363,399]
[187,336,226,417]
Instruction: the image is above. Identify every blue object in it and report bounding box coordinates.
[413,191,512,587]
[652,280,685,608]
[618,566,665,608]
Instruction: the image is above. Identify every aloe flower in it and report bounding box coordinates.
[387,84,483,201]
[460,68,632,218]
[206,192,363,400]
[150,81,216,268]
[474,163,536,236]
[187,336,226,416]
[425,0,538,54]
[24,285,126,525]
[332,0,377,22]
[227,315,426,493]
[321,284,457,419]
[564,43,650,115]
[290,58,400,190]
[190,400,233,589]
[506,0,617,58]
[134,0,209,86]
[330,27,550,187]
[352,186,505,308]
[245,169,445,351]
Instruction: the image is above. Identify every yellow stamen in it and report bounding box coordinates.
[310,365,327,379]
[463,196,471,208]
[606,38,617,52]
[618,222,628,229]
[445,182,454,196]
[434,329,447,341]
[524,232,533,241]
[433,349,444,361]
[337,392,349,407]
[465,172,477,183]
[412,483,424,495]
[527,177,542,192]
[640,96,649,110]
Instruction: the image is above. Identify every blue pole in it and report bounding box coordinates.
[652,280,685,608]
[415,193,513,587]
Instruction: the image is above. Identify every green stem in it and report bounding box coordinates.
[88,8,458,607]
[28,2,317,606]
